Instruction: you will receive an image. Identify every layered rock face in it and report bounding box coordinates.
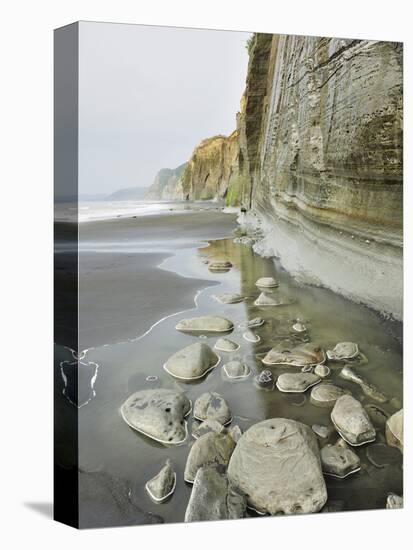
[145,163,187,200]
[181,132,240,201]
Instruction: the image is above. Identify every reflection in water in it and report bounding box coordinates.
[72,236,402,526]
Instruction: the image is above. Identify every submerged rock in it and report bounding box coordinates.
[214,338,240,352]
[164,342,219,380]
[327,342,359,361]
[339,365,387,403]
[192,419,225,439]
[243,329,260,343]
[176,315,233,333]
[184,432,236,483]
[254,292,283,306]
[185,465,247,522]
[263,343,326,367]
[246,317,265,328]
[311,384,347,407]
[366,443,402,469]
[208,260,232,273]
[193,391,232,425]
[312,424,334,439]
[276,372,321,393]
[227,419,327,515]
[320,439,360,478]
[254,369,275,390]
[314,364,330,378]
[386,493,403,509]
[121,389,191,445]
[365,403,389,427]
[145,460,176,502]
[255,276,279,288]
[213,292,243,304]
[386,409,403,453]
[301,365,313,373]
[331,395,376,446]
[223,360,251,379]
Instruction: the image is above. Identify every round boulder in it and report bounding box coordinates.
[310,384,347,407]
[227,419,328,515]
[164,342,219,380]
[223,360,251,379]
[320,439,360,478]
[327,342,359,361]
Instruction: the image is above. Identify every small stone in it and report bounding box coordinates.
[185,465,246,521]
[310,384,347,407]
[176,315,233,333]
[292,321,307,333]
[331,395,376,446]
[277,372,321,393]
[254,292,283,306]
[254,369,275,390]
[208,260,232,273]
[121,389,191,445]
[386,493,403,509]
[327,342,359,361]
[386,409,403,453]
[228,424,243,443]
[312,424,333,439]
[255,276,279,288]
[192,419,225,439]
[145,460,176,502]
[263,343,326,367]
[214,338,240,352]
[301,365,313,373]
[365,404,389,427]
[223,360,251,379]
[243,330,260,343]
[320,439,360,478]
[213,292,243,304]
[314,364,330,378]
[193,392,232,425]
[184,432,236,483]
[247,317,265,328]
[164,342,220,380]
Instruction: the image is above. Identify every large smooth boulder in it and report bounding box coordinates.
[145,460,176,502]
[213,292,243,304]
[185,465,246,522]
[214,338,239,352]
[310,384,347,407]
[184,432,236,482]
[164,342,219,380]
[263,343,326,367]
[331,395,376,446]
[227,419,327,515]
[176,315,233,333]
[320,439,360,478]
[386,409,403,453]
[121,389,191,445]
[276,372,321,393]
[193,391,232,425]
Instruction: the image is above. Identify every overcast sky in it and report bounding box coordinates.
[78,22,250,195]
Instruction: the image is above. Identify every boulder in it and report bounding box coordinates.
[223,360,251,379]
[327,342,359,361]
[145,460,176,502]
[185,465,246,522]
[276,372,321,393]
[193,391,232,425]
[386,409,403,453]
[310,384,347,407]
[176,315,233,333]
[255,276,279,288]
[314,364,330,378]
[254,369,275,390]
[254,292,283,306]
[365,404,389,427]
[208,260,232,273]
[243,330,260,343]
[214,338,239,352]
[386,493,403,509]
[184,432,236,483]
[192,419,225,440]
[213,292,243,304]
[320,439,360,478]
[339,365,387,403]
[227,419,327,515]
[331,395,376,446]
[121,389,191,445]
[263,343,326,367]
[164,342,220,380]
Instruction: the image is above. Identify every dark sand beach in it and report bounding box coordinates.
[55,203,403,528]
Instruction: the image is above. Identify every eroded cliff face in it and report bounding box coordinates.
[145,163,187,200]
[238,35,403,319]
[181,132,240,202]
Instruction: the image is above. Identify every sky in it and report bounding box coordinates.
[78,22,250,195]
